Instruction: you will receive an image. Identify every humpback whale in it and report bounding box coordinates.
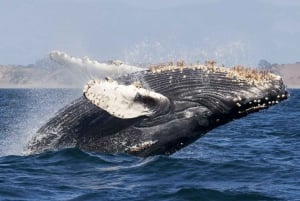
[27,63,288,157]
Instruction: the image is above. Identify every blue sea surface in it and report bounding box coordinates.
[0,89,299,201]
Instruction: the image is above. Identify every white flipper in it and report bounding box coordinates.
[83,79,170,119]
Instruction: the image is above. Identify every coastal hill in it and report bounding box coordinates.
[0,64,81,88]
[0,62,299,88]
[272,63,300,89]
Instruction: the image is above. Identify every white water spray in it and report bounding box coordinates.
[122,40,254,67]
[49,50,143,85]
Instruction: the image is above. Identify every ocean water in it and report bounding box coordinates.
[0,89,299,201]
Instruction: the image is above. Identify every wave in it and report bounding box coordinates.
[0,148,286,201]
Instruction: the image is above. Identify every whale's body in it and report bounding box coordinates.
[27,64,288,156]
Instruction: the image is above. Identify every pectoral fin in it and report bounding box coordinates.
[83,79,171,119]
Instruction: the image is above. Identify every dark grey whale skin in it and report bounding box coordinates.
[28,67,288,157]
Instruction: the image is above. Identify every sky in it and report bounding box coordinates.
[0,0,299,66]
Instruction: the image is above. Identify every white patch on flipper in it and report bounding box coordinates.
[84,79,169,119]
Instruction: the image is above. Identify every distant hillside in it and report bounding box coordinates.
[0,62,299,88]
[271,63,300,88]
[0,65,82,88]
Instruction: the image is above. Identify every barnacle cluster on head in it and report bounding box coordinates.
[148,60,185,73]
[205,60,217,67]
[148,60,217,72]
[147,60,279,86]
[228,65,276,85]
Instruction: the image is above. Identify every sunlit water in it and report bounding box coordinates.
[0,89,299,201]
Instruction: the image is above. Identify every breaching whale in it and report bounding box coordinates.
[27,63,288,157]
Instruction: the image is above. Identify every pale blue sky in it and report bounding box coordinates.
[0,0,299,66]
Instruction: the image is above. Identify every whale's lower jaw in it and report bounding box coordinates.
[27,65,288,156]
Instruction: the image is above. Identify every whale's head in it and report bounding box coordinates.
[82,64,288,156]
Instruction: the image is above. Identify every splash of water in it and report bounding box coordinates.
[122,40,254,67]
[0,50,146,156]
[0,89,82,156]
[48,51,143,84]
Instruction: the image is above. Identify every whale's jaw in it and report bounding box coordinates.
[27,64,288,157]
